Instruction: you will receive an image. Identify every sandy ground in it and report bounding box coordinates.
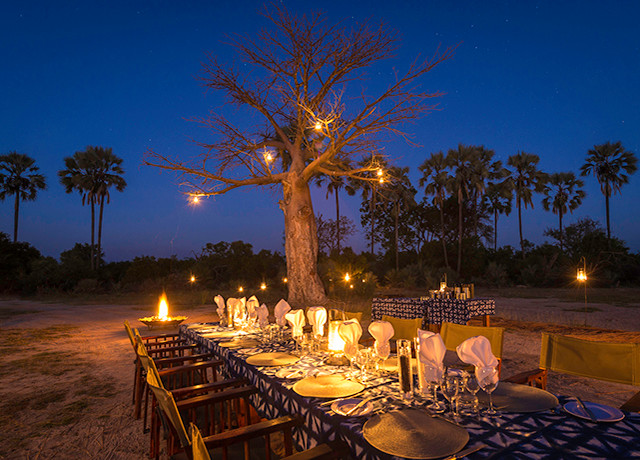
[0,296,638,459]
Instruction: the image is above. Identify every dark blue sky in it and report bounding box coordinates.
[1,1,639,261]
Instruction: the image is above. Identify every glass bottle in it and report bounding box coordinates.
[397,339,413,399]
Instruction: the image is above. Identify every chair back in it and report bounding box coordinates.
[124,320,136,348]
[146,370,191,449]
[345,311,363,322]
[440,322,504,358]
[135,336,162,383]
[382,315,423,341]
[540,333,640,386]
[190,423,212,460]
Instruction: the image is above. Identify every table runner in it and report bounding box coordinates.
[181,323,640,459]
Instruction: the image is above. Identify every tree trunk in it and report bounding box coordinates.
[13,193,19,242]
[335,188,341,254]
[517,196,524,259]
[97,194,105,269]
[438,192,449,268]
[370,187,376,255]
[457,187,463,275]
[494,209,498,251]
[281,172,327,307]
[90,200,95,271]
[395,201,399,272]
[558,209,564,252]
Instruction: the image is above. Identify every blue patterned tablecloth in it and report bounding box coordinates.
[371,297,495,326]
[180,323,640,459]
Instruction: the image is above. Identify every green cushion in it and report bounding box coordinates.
[382,315,422,341]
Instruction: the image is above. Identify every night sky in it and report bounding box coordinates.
[2,1,639,261]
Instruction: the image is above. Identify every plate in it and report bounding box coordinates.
[363,409,469,459]
[246,352,300,366]
[331,398,373,417]
[477,382,559,413]
[564,400,625,422]
[293,374,364,398]
[275,368,307,379]
[219,339,260,349]
[201,330,238,339]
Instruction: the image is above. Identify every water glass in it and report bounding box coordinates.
[477,365,499,416]
[441,374,460,415]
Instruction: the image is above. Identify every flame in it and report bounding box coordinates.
[328,320,346,352]
[158,293,169,320]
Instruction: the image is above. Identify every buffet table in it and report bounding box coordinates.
[179,323,640,459]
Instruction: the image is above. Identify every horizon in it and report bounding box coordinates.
[1,1,639,261]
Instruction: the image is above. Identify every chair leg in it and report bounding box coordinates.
[134,361,143,418]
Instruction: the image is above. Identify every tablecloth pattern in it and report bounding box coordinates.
[371,297,495,326]
[180,323,640,459]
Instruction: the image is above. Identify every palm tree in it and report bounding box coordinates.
[468,146,502,238]
[507,152,547,258]
[580,141,637,240]
[93,148,126,268]
[315,174,355,254]
[59,146,126,269]
[446,144,476,274]
[419,151,450,268]
[483,180,513,251]
[0,152,47,242]
[542,172,585,252]
[382,166,416,271]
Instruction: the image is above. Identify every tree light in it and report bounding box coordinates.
[264,152,273,162]
[283,277,288,283]
[238,286,244,293]
[344,273,350,282]
[260,282,267,290]
[191,196,200,204]
[314,121,323,131]
[377,168,383,177]
[190,275,196,283]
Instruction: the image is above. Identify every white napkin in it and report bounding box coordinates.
[246,295,259,321]
[307,306,327,336]
[227,297,246,323]
[338,320,362,358]
[274,299,291,327]
[285,309,305,338]
[418,330,446,382]
[214,295,225,322]
[368,320,394,359]
[456,336,499,386]
[256,303,269,327]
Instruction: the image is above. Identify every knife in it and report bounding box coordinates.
[344,394,386,415]
[444,443,486,459]
[574,397,598,423]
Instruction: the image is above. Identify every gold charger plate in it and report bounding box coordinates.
[363,409,469,459]
[293,374,364,398]
[380,357,417,373]
[200,330,238,339]
[219,339,260,349]
[245,352,300,367]
[477,382,559,413]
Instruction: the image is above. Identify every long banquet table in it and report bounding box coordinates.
[371,297,496,328]
[180,323,640,459]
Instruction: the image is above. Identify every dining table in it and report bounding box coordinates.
[180,322,640,459]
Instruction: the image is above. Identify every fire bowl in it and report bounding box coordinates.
[138,316,187,329]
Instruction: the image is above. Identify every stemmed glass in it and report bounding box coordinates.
[424,364,445,413]
[464,372,480,415]
[373,341,390,376]
[441,373,460,416]
[476,365,499,416]
[343,344,358,378]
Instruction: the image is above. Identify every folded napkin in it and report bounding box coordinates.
[418,330,446,382]
[456,335,499,387]
[246,295,259,321]
[307,306,327,336]
[214,295,225,322]
[227,297,246,323]
[368,320,394,359]
[256,303,269,327]
[274,299,291,327]
[285,309,305,338]
[338,320,362,358]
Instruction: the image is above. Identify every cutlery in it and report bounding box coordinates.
[574,397,598,423]
[444,443,486,459]
[344,395,386,415]
[285,369,304,379]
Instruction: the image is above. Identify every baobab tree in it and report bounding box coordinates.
[145,6,454,305]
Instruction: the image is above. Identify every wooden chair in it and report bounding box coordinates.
[147,370,299,459]
[190,423,350,460]
[504,333,640,412]
[440,322,504,374]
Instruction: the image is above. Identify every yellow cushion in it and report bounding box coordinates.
[190,423,211,460]
[440,322,504,358]
[382,315,422,341]
[345,311,363,322]
[540,333,640,386]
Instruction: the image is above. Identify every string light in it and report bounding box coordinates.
[344,273,350,282]
[260,282,267,290]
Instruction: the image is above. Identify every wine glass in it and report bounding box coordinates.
[373,341,390,376]
[343,344,358,378]
[441,373,460,416]
[476,365,499,416]
[463,372,480,415]
[424,364,445,413]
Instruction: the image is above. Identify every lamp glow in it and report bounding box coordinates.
[283,277,288,283]
[344,273,350,282]
[190,275,196,283]
[260,282,267,290]
[238,286,244,293]
[577,268,587,281]
[314,121,323,131]
[328,320,345,352]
